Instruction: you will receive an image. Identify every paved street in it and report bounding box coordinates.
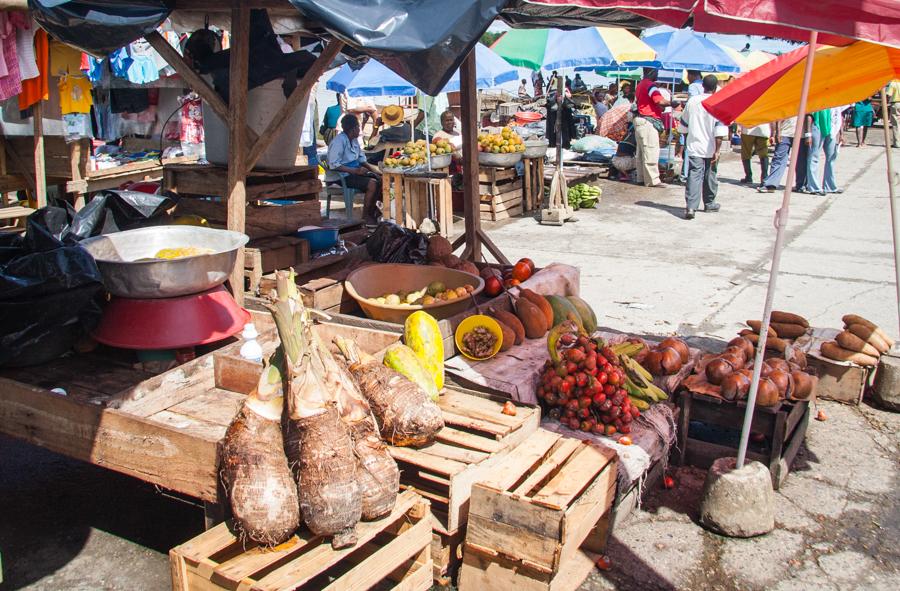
[1,131,898,590]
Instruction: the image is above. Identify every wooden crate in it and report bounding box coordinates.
[389,390,540,535]
[382,170,453,238]
[463,429,617,576]
[458,541,602,591]
[479,166,523,222]
[244,236,310,295]
[164,163,322,202]
[676,391,810,489]
[170,490,432,591]
[173,198,322,240]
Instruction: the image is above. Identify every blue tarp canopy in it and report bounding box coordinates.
[326,43,518,97]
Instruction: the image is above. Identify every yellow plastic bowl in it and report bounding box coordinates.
[455,315,503,361]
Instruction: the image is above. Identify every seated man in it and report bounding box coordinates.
[327,114,382,225]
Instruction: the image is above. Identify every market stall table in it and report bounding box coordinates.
[381,168,453,238]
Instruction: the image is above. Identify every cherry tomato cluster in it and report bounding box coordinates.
[538,335,639,436]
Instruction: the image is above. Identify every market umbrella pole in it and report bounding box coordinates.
[736,31,818,469]
[879,89,900,347]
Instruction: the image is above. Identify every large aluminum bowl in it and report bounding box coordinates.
[523,139,549,159]
[80,226,249,298]
[345,263,484,324]
[478,151,523,167]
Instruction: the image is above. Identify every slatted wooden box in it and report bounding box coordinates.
[170,490,432,591]
[458,429,617,591]
[479,166,523,221]
[389,390,540,536]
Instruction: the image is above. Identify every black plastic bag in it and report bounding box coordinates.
[29,0,173,56]
[68,190,174,240]
[364,222,427,265]
[0,212,104,367]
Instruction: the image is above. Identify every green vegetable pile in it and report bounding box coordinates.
[567,183,602,210]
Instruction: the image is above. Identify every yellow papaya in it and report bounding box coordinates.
[404,311,444,390]
[383,343,440,401]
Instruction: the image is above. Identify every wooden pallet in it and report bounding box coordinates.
[170,490,432,591]
[389,390,540,535]
[463,429,617,576]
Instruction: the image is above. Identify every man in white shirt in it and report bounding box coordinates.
[678,75,728,219]
[740,122,772,185]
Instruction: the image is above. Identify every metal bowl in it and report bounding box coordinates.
[429,153,453,169]
[523,139,549,159]
[80,226,249,298]
[344,263,484,324]
[478,151,523,167]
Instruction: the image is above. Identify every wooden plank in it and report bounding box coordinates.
[252,491,419,591]
[391,558,432,591]
[0,378,219,501]
[149,410,229,442]
[174,198,321,241]
[32,101,46,207]
[246,40,343,171]
[440,410,509,437]
[531,444,616,511]
[215,534,316,586]
[434,426,504,454]
[165,387,245,427]
[480,178,523,197]
[478,167,516,183]
[439,390,524,428]
[512,438,583,497]
[389,446,467,477]
[482,204,523,222]
[319,508,430,591]
[469,484,563,542]
[478,429,560,492]
[227,4,250,308]
[466,512,561,571]
[174,521,239,563]
[112,353,217,416]
[558,465,616,568]
[459,544,599,591]
[415,441,489,465]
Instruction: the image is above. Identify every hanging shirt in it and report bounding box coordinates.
[109,47,133,79]
[18,28,48,110]
[58,75,93,114]
[15,22,37,80]
[49,39,82,76]
[678,93,728,159]
[0,12,24,101]
[126,38,159,84]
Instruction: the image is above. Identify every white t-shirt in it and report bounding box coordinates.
[742,123,771,138]
[779,116,797,138]
[679,94,728,159]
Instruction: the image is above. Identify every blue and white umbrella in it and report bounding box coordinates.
[628,29,741,73]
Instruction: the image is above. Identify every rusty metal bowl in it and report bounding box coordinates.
[478,151,522,167]
[80,226,249,298]
[344,263,484,324]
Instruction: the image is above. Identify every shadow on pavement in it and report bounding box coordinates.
[634,200,686,219]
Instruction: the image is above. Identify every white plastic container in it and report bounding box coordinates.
[203,79,307,170]
[239,323,263,363]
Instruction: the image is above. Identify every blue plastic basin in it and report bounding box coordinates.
[296,227,339,252]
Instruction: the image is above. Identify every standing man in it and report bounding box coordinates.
[739,122,772,185]
[804,108,833,196]
[634,68,670,187]
[686,70,703,97]
[758,115,806,193]
[678,75,728,219]
[822,105,847,194]
[327,114,382,225]
[886,79,900,148]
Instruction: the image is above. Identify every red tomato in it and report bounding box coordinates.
[484,276,503,297]
[519,257,536,273]
[512,261,532,282]
[597,371,608,384]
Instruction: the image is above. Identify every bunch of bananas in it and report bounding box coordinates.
[610,343,669,410]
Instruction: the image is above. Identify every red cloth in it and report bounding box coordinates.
[526,0,900,47]
[0,12,25,101]
[19,28,48,110]
[636,78,663,119]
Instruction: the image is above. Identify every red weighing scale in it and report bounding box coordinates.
[81,225,251,353]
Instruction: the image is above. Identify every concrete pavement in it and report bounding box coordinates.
[1,133,898,590]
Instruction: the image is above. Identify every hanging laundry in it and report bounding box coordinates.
[180,94,203,144]
[0,12,24,101]
[108,47,132,79]
[58,75,92,114]
[62,112,92,143]
[49,39,83,76]
[15,20,38,80]
[83,54,105,83]
[110,88,149,113]
[126,38,159,84]
[19,28,48,110]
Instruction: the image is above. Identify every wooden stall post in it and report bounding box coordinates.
[32,101,47,207]
[458,50,482,262]
[226,5,250,306]
[456,49,509,265]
